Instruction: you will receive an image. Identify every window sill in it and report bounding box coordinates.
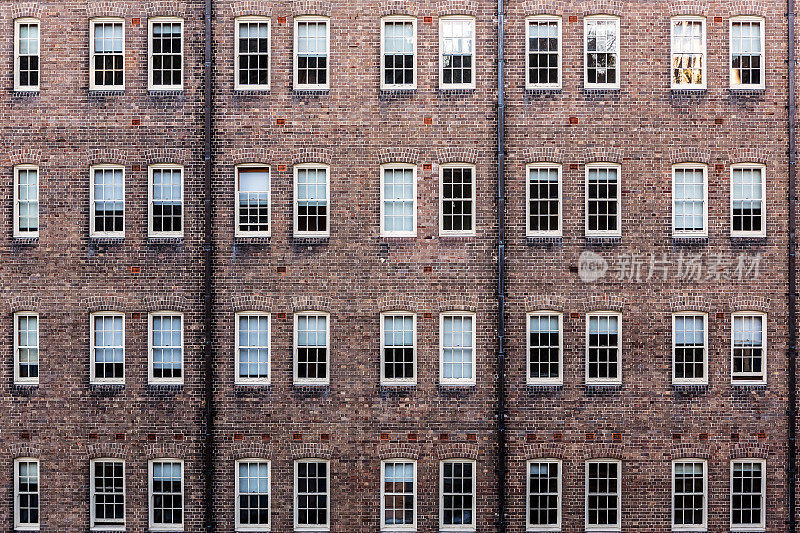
[234,88,271,95]
[234,381,271,388]
[581,87,621,96]
[584,235,621,245]
[379,88,416,99]
[527,382,563,389]
[437,87,476,94]
[90,237,125,244]
[90,526,126,532]
[729,87,765,96]
[147,236,184,245]
[439,232,476,239]
[729,235,767,244]
[234,236,271,245]
[526,235,562,245]
[671,235,708,245]
[672,383,709,392]
[525,87,562,95]
[731,381,767,388]
[11,236,38,245]
[293,88,329,96]
[670,88,707,98]
[89,89,125,96]
[585,382,622,391]
[292,236,330,245]
[148,89,184,96]
[147,382,184,389]
[12,90,40,97]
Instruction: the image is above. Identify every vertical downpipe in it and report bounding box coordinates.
[496,0,507,530]
[788,0,797,530]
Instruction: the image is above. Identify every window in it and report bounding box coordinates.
[730,17,765,89]
[439,17,475,89]
[14,18,40,91]
[14,458,39,531]
[440,312,476,386]
[236,166,271,237]
[732,312,766,384]
[149,165,183,237]
[149,312,183,385]
[294,459,329,530]
[671,17,706,89]
[236,17,270,90]
[526,164,561,236]
[294,312,329,385]
[294,17,329,90]
[586,312,621,385]
[381,164,417,237]
[90,165,125,238]
[731,164,766,236]
[527,312,562,386]
[440,460,475,530]
[440,164,476,236]
[14,165,39,238]
[236,459,270,530]
[236,313,271,385]
[672,164,707,237]
[294,164,330,237]
[526,16,561,89]
[381,313,416,385]
[673,313,707,385]
[585,460,621,531]
[382,17,417,89]
[91,312,125,385]
[91,459,125,530]
[584,16,620,89]
[14,312,39,385]
[149,459,183,531]
[90,18,124,90]
[149,18,183,90]
[585,164,621,237]
[731,459,766,531]
[672,460,707,531]
[526,459,561,531]
[381,459,416,530]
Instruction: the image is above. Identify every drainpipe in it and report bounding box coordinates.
[496,0,507,530]
[788,1,797,531]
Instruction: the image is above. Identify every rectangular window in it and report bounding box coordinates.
[14,19,40,91]
[585,164,620,237]
[671,17,706,89]
[731,18,764,89]
[91,313,125,385]
[236,166,271,237]
[381,165,417,237]
[382,17,417,89]
[732,313,766,384]
[731,165,766,236]
[236,313,270,385]
[584,16,620,89]
[440,460,475,530]
[90,165,125,238]
[90,18,124,90]
[14,458,39,530]
[294,17,329,90]
[14,165,39,238]
[149,165,183,237]
[440,312,476,386]
[91,459,125,530]
[672,460,707,531]
[527,460,561,531]
[586,312,621,385]
[673,313,707,385]
[526,16,561,89]
[439,17,475,89]
[14,312,39,385]
[672,165,707,236]
[294,313,329,385]
[236,460,270,530]
[236,17,270,90]
[731,459,765,531]
[586,460,621,531]
[381,313,416,385]
[382,460,416,530]
[149,18,183,90]
[149,312,183,385]
[527,164,561,236]
[149,460,183,531]
[440,165,476,235]
[294,459,329,530]
[294,164,330,236]
[527,312,562,385]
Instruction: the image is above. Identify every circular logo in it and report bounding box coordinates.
[578,251,608,282]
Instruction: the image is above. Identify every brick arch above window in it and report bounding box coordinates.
[579,1,625,17]
[730,443,770,459]
[143,148,190,167]
[86,443,129,460]
[231,294,275,313]
[727,3,769,17]
[86,2,128,18]
[578,444,625,460]
[144,443,187,459]
[376,295,422,313]
[578,294,625,313]
[669,295,712,313]
[379,0,418,17]
[228,442,274,459]
[522,443,567,460]
[291,0,332,17]
[144,0,188,17]
[438,147,480,165]
[379,147,421,165]
[516,147,562,166]
[667,147,712,165]
[143,294,192,313]
[668,446,713,461]
[726,148,772,167]
[434,296,478,313]
[522,295,566,313]
[578,148,624,165]
[291,295,333,313]
[378,444,421,460]
[6,295,40,313]
[83,296,133,313]
[290,147,332,167]
[433,1,479,17]
[434,443,480,461]
[88,149,128,167]
[730,295,770,314]
[230,1,273,17]
[7,444,42,459]
[290,443,332,460]
[7,148,42,167]
[666,3,709,16]
[10,3,43,19]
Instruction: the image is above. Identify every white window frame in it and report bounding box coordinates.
[380,312,417,386]
[90,458,126,532]
[585,163,621,237]
[90,311,125,385]
[235,458,271,532]
[672,312,708,385]
[526,458,562,532]
[381,16,418,90]
[670,16,707,90]
[14,311,39,386]
[526,311,563,386]
[14,164,40,238]
[293,458,330,532]
[148,17,184,91]
[89,17,125,91]
[89,164,125,238]
[583,15,621,90]
[585,459,622,532]
[148,458,184,532]
[294,163,331,237]
[439,459,477,532]
[380,163,418,237]
[671,459,707,532]
[235,311,271,386]
[730,163,767,237]
[730,458,766,532]
[381,458,417,532]
[235,164,271,237]
[525,16,562,90]
[438,16,476,90]
[148,311,184,385]
[439,311,477,386]
[235,16,271,91]
[585,311,622,386]
[293,16,330,91]
[672,163,708,237]
[293,311,330,386]
[526,163,562,237]
[14,18,40,92]
[148,164,184,238]
[731,311,767,385]
[14,457,40,532]
[439,163,477,237]
[730,16,766,90]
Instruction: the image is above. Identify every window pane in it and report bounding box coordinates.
[732,461,763,527]
[442,167,474,233]
[93,460,125,526]
[528,167,560,233]
[673,462,705,527]
[93,168,124,234]
[441,19,474,86]
[587,167,619,233]
[528,19,560,86]
[93,315,124,380]
[442,315,474,381]
[296,167,328,233]
[528,461,559,526]
[16,314,39,380]
[238,168,270,234]
[383,315,415,381]
[585,20,618,86]
[674,315,705,381]
[732,168,764,233]
[673,167,705,232]
[151,168,183,234]
[238,21,270,87]
[152,315,182,380]
[297,21,328,86]
[731,21,763,86]
[442,461,474,526]
[383,461,415,526]
[732,315,764,380]
[529,314,560,380]
[93,22,124,87]
[672,19,705,86]
[17,460,39,526]
[384,20,415,86]
[296,461,328,526]
[151,21,182,87]
[296,315,328,380]
[151,461,183,526]
[238,315,270,380]
[17,22,40,88]
[239,461,270,526]
[587,462,619,527]
[383,168,415,233]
